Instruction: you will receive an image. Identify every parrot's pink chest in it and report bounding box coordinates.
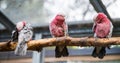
[56,26,64,36]
[95,22,110,38]
[51,22,65,37]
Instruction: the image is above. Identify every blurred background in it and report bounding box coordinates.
[0,0,120,63]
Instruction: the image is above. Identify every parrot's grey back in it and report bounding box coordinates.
[15,23,33,56]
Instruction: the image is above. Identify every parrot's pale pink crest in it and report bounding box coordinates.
[54,14,65,25]
[16,21,26,31]
[93,13,110,38]
[94,13,107,23]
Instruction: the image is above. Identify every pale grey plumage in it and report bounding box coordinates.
[15,23,33,56]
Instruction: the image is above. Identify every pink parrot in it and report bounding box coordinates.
[92,12,113,59]
[49,14,69,58]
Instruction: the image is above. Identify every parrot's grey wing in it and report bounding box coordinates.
[92,23,96,32]
[107,22,113,38]
[15,30,27,56]
[24,29,33,41]
[64,22,68,36]
[11,30,19,41]
[24,24,33,41]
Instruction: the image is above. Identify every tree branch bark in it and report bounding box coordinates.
[0,36,120,52]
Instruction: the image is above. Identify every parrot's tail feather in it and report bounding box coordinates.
[62,46,69,57]
[92,47,97,58]
[92,47,106,59]
[55,46,62,58]
[55,46,69,58]
[15,43,27,56]
[107,45,111,49]
[98,47,106,59]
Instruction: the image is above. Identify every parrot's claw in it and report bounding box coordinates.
[7,40,12,46]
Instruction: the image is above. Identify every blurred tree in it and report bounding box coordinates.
[89,0,113,22]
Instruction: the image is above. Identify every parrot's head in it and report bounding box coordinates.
[93,12,107,23]
[55,13,65,24]
[16,21,26,31]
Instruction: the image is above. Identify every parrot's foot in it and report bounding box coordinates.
[6,40,12,46]
[55,46,62,58]
[98,47,106,59]
[103,38,109,41]
[62,46,69,57]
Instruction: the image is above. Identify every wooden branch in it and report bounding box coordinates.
[0,36,120,52]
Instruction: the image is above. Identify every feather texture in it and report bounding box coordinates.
[15,22,33,56]
[92,13,113,59]
[49,14,69,58]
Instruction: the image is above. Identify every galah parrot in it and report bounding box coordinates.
[49,14,69,58]
[92,12,113,59]
[12,21,33,56]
